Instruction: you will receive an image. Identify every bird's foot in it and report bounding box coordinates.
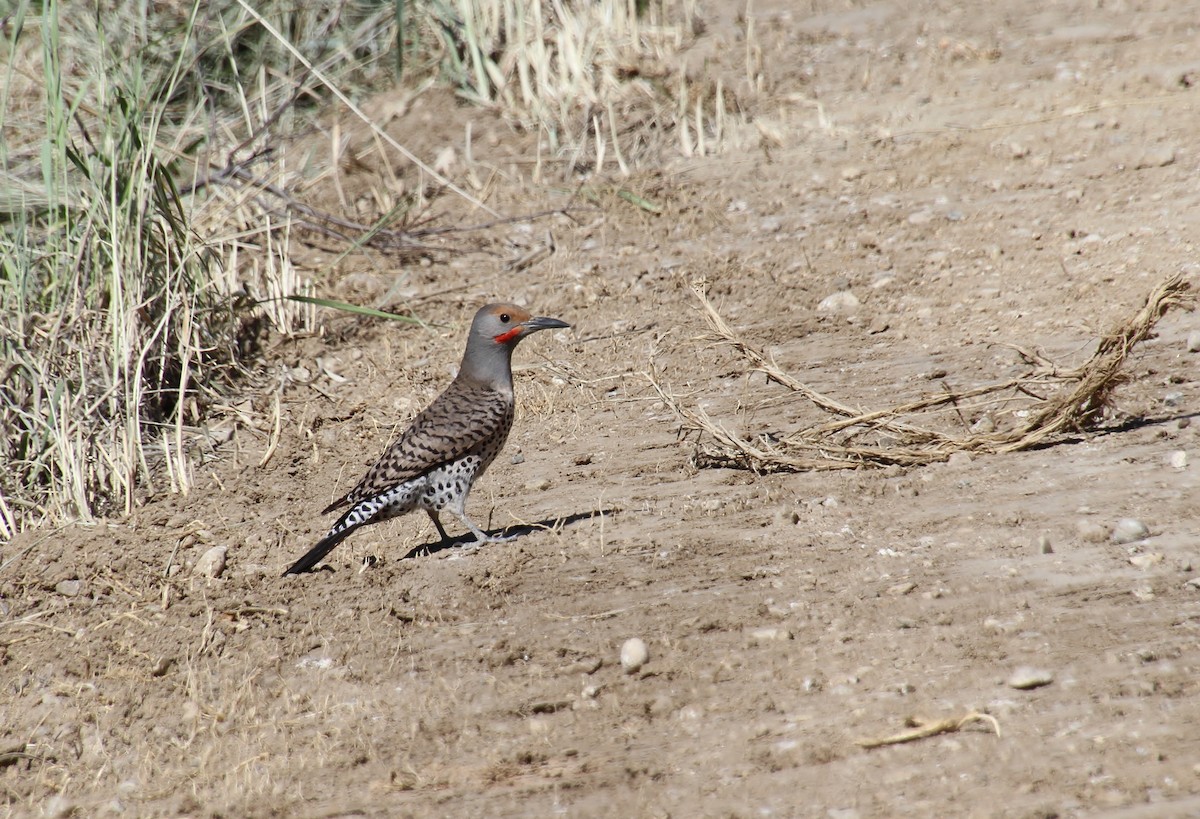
[480,531,518,544]
[457,531,517,553]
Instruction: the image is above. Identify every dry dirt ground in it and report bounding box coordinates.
[4,1,1200,816]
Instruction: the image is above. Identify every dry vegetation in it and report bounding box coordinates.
[653,273,1193,472]
[0,0,716,535]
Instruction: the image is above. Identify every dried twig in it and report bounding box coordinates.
[857,712,1001,749]
[653,274,1191,472]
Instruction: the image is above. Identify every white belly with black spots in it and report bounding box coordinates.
[420,453,485,512]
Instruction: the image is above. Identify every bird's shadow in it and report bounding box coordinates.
[398,508,614,560]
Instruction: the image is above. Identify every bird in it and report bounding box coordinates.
[283,303,570,575]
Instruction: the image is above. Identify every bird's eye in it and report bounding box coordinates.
[499,313,510,323]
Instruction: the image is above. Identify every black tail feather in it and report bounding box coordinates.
[282,526,356,575]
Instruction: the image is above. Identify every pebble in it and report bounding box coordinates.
[970,415,996,434]
[194,546,227,578]
[1167,450,1188,470]
[1111,518,1149,545]
[1076,520,1108,543]
[1128,553,1163,570]
[748,627,793,645]
[620,638,649,674]
[1187,332,1200,353]
[817,290,861,313]
[1132,585,1156,602]
[1008,667,1054,690]
[1163,391,1184,407]
[946,451,973,467]
[1135,144,1176,169]
[886,581,917,597]
[55,579,83,597]
[1036,534,1053,555]
[524,477,552,492]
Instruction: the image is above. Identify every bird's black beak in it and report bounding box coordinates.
[521,315,570,333]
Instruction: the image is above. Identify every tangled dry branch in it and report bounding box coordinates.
[650,274,1192,473]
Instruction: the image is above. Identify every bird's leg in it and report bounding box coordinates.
[450,509,517,549]
[426,510,451,543]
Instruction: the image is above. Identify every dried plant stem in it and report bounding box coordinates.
[857,712,1001,749]
[652,274,1191,473]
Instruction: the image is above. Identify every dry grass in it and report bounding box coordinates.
[422,0,731,170]
[651,274,1193,473]
[0,0,720,537]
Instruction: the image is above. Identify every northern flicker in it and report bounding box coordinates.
[283,303,570,575]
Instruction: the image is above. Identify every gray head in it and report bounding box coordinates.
[458,303,570,390]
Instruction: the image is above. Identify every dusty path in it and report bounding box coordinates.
[4,1,1200,816]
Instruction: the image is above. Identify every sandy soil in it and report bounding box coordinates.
[4,1,1200,816]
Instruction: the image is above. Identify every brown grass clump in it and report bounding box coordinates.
[650,274,1192,473]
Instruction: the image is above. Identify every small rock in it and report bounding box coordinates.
[817,290,861,313]
[1167,450,1188,470]
[194,546,227,579]
[1185,577,1200,590]
[748,627,793,645]
[1129,553,1164,570]
[1135,145,1176,169]
[620,638,649,674]
[946,451,973,467]
[840,166,864,181]
[970,415,996,434]
[524,477,552,492]
[1164,391,1184,407]
[510,453,525,465]
[1187,332,1200,353]
[1036,534,1053,555]
[55,579,83,597]
[1076,520,1108,543]
[1132,585,1156,602]
[886,581,917,596]
[1008,667,1053,690]
[1111,518,1150,545]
